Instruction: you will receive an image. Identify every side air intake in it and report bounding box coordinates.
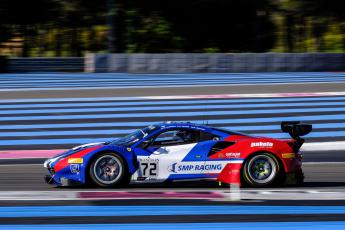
[208,141,235,157]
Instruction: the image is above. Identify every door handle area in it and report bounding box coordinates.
[154,147,168,154]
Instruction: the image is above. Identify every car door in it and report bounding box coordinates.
[133,128,207,182]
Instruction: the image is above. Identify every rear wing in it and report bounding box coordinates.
[281,121,312,151]
[281,121,312,139]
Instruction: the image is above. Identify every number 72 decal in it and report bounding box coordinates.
[139,159,159,178]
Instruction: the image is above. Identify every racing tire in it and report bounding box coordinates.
[242,152,281,188]
[89,152,130,188]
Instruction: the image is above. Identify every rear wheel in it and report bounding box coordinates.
[89,152,129,188]
[243,153,281,187]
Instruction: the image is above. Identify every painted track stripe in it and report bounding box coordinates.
[1,92,345,103]
[3,75,345,84]
[1,74,344,85]
[0,91,343,149]
[1,222,345,230]
[1,75,344,84]
[1,131,345,146]
[2,80,345,91]
[1,77,345,86]
[0,72,344,91]
[0,205,345,217]
[0,115,344,130]
[1,101,345,115]
[0,150,64,159]
[1,72,344,80]
[1,123,344,137]
[2,96,345,109]
[1,107,345,121]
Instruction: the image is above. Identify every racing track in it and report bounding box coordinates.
[0,162,344,191]
[1,73,345,228]
[1,78,345,192]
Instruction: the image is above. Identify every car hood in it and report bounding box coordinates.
[44,142,107,168]
[60,142,107,157]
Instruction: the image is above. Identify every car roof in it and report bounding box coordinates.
[155,121,212,131]
[153,121,250,137]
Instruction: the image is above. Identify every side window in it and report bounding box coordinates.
[152,129,197,147]
[199,130,220,142]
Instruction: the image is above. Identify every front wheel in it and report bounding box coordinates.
[89,152,129,188]
[242,153,281,187]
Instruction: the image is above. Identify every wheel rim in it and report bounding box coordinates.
[247,155,277,184]
[93,155,122,184]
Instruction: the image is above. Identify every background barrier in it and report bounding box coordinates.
[7,57,84,72]
[85,53,345,73]
[3,53,345,73]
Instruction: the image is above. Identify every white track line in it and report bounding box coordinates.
[0,82,344,92]
[1,91,345,103]
[302,141,345,151]
[303,162,345,165]
[0,164,42,166]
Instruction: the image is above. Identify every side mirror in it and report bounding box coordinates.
[140,140,152,149]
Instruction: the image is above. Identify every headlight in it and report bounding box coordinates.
[43,156,64,168]
[43,160,50,168]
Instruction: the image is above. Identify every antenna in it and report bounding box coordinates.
[202,98,205,125]
[202,96,209,126]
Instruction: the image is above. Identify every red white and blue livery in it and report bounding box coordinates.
[44,121,311,187]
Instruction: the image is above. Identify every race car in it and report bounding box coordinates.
[44,121,312,188]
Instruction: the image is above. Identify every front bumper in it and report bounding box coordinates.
[44,175,55,184]
[44,175,82,186]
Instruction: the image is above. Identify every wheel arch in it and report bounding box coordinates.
[85,150,131,185]
[242,150,286,173]
[240,150,286,186]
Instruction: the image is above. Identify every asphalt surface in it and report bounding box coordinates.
[1,76,345,227]
[1,82,345,99]
[2,214,345,225]
[0,163,344,191]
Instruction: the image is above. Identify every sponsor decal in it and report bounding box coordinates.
[225,152,241,158]
[70,164,80,174]
[282,153,296,159]
[168,163,178,173]
[250,142,274,148]
[67,158,83,164]
[168,162,222,173]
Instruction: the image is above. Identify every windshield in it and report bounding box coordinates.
[110,125,159,146]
